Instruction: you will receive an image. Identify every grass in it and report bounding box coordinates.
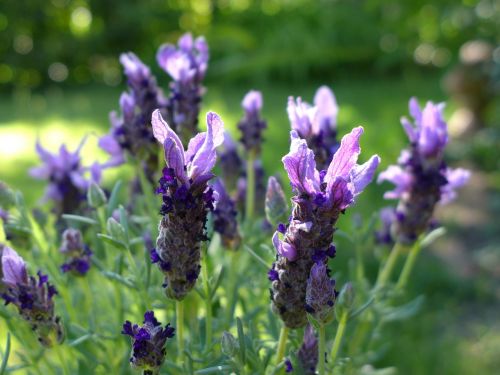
[1,73,499,374]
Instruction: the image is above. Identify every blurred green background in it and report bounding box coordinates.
[0,0,499,374]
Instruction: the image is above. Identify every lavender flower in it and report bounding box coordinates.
[374,206,397,245]
[305,262,336,324]
[378,98,470,244]
[284,358,294,373]
[218,133,243,192]
[270,128,380,328]
[237,90,267,155]
[157,33,209,145]
[212,179,241,250]
[0,246,64,347]
[59,228,92,276]
[30,139,100,217]
[99,52,168,181]
[297,324,318,375]
[122,311,175,374]
[151,109,224,300]
[287,86,339,170]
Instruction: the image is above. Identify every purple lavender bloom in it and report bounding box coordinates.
[374,206,397,245]
[30,139,99,217]
[237,90,267,155]
[157,33,209,145]
[1,246,64,347]
[378,98,470,244]
[212,179,241,250]
[270,128,380,328]
[99,52,168,182]
[297,324,318,375]
[122,311,175,374]
[59,228,92,276]
[218,133,243,192]
[152,109,224,300]
[287,86,339,170]
[305,262,336,324]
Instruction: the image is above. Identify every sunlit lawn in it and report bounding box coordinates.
[1,74,499,374]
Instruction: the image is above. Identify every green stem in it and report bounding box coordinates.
[55,344,70,375]
[330,311,348,366]
[396,242,422,290]
[375,242,406,288]
[176,300,184,362]
[275,326,289,370]
[202,246,212,350]
[355,243,365,283]
[317,323,326,375]
[245,150,256,222]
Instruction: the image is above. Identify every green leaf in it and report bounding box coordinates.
[236,317,246,365]
[97,233,127,251]
[420,227,446,248]
[101,271,136,289]
[244,245,270,269]
[69,334,93,347]
[62,214,98,225]
[194,365,233,374]
[107,180,123,217]
[382,295,425,322]
[349,296,375,320]
[209,266,225,301]
[0,333,11,375]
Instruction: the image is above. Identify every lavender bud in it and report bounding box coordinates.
[212,179,241,250]
[122,311,175,374]
[60,229,92,276]
[218,133,243,192]
[87,182,107,208]
[297,324,318,375]
[107,217,127,244]
[284,358,294,373]
[305,262,336,325]
[238,90,267,155]
[265,176,288,228]
[1,246,64,347]
[221,331,239,357]
[336,282,355,314]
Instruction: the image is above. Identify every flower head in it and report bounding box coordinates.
[378,98,470,244]
[238,90,267,154]
[1,246,63,347]
[152,110,224,300]
[270,127,379,328]
[157,33,209,145]
[30,139,99,217]
[297,324,318,375]
[265,176,289,228]
[59,228,92,276]
[287,86,339,169]
[212,179,241,250]
[122,311,175,373]
[218,132,243,192]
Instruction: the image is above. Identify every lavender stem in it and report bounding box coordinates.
[245,150,256,222]
[317,323,326,375]
[396,242,422,290]
[275,326,289,372]
[202,245,213,350]
[176,300,184,363]
[375,242,407,288]
[330,310,348,367]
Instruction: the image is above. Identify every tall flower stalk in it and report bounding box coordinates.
[376,98,469,286]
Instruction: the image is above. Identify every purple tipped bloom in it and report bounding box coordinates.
[157,33,209,145]
[305,262,336,324]
[287,86,339,170]
[30,139,99,218]
[284,358,293,373]
[99,52,168,182]
[212,179,241,250]
[270,128,379,328]
[297,324,318,375]
[122,311,175,374]
[238,90,267,154]
[152,110,224,300]
[265,176,289,228]
[378,98,470,244]
[59,229,92,276]
[1,246,64,347]
[218,132,244,192]
[374,207,397,245]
